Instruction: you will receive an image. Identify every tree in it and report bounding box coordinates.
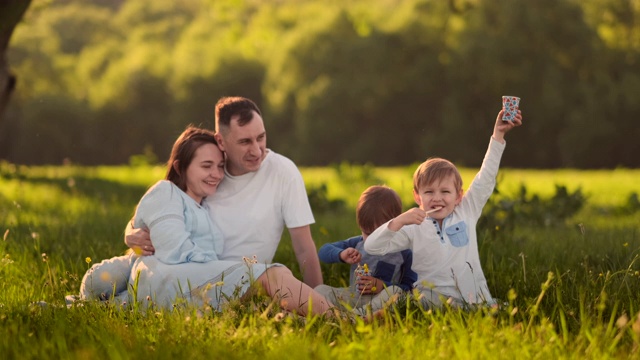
[0,0,32,159]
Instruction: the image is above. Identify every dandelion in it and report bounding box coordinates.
[623,242,629,247]
[633,314,640,335]
[412,288,424,301]
[274,312,285,322]
[243,256,258,265]
[2,254,13,265]
[446,297,454,305]
[616,314,629,328]
[32,232,39,239]
[41,253,48,262]
[85,257,92,264]
[578,223,586,235]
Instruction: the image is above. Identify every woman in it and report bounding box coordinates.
[81,126,332,316]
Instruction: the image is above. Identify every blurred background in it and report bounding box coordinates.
[1,0,639,168]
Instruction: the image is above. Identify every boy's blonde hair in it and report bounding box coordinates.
[356,185,402,236]
[413,158,463,192]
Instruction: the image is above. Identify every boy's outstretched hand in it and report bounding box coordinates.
[493,109,523,143]
[339,247,362,264]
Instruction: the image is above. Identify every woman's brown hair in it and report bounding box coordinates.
[165,126,218,192]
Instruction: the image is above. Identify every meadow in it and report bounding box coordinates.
[1,161,640,359]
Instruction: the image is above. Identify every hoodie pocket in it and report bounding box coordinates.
[445,221,468,247]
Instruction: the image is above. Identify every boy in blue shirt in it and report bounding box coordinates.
[315,185,417,313]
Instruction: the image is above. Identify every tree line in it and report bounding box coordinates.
[2,0,639,168]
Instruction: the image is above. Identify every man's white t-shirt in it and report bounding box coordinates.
[206,149,315,263]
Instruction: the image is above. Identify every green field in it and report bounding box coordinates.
[1,162,640,359]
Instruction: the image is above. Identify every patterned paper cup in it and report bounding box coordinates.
[502,96,520,122]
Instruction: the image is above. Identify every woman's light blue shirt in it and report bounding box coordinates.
[133,180,223,264]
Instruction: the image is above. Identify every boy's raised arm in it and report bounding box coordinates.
[492,109,522,143]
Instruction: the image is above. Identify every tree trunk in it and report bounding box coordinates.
[0,0,32,160]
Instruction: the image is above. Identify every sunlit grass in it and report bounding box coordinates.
[1,163,640,358]
[301,166,640,208]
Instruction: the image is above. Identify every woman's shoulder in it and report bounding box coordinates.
[140,180,183,204]
[145,180,174,195]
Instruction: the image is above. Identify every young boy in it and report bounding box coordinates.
[364,109,523,308]
[314,185,418,313]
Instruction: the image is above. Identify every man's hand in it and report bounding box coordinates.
[124,224,154,256]
[339,248,361,264]
[356,275,383,295]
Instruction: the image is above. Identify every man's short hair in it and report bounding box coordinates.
[215,96,262,133]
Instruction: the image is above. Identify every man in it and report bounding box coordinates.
[125,96,323,287]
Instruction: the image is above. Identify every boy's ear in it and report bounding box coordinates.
[413,189,422,206]
[455,189,464,204]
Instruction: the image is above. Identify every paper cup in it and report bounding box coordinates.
[502,96,520,122]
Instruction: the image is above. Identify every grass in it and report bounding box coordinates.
[1,161,640,359]
[303,165,640,208]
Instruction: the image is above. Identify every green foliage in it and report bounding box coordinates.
[331,161,382,185]
[306,183,346,213]
[480,183,588,237]
[128,145,159,167]
[619,192,640,215]
[4,0,640,167]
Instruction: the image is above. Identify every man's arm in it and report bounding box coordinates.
[289,225,323,288]
[124,220,154,256]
